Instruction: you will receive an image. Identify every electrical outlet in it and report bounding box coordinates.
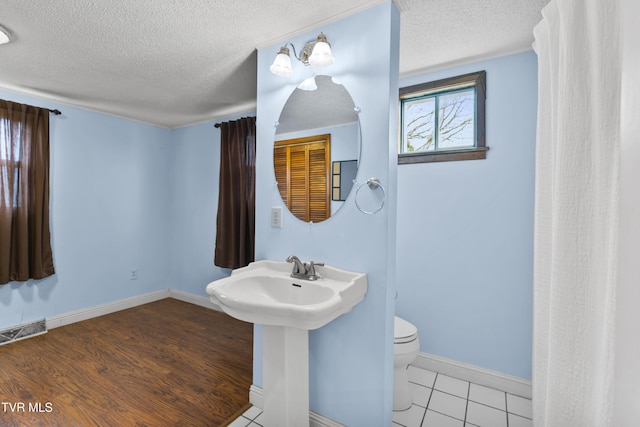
[130,269,138,280]
[271,206,283,228]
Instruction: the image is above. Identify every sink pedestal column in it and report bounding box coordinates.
[262,325,309,427]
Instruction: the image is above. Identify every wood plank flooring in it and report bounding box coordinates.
[0,298,253,426]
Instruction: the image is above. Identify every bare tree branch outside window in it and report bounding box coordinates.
[402,89,475,153]
[398,71,487,164]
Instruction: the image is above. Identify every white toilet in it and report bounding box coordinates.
[393,316,420,411]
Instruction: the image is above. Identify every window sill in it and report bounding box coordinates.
[398,147,489,164]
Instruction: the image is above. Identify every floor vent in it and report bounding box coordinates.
[0,319,47,346]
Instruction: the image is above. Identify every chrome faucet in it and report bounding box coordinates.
[286,256,324,281]
[286,255,306,277]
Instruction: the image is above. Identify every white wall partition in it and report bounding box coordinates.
[255,2,400,425]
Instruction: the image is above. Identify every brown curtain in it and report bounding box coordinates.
[214,117,256,269]
[0,100,55,284]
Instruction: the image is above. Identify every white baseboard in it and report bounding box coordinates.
[249,385,262,410]
[249,385,346,427]
[412,352,532,399]
[168,289,222,312]
[46,290,170,329]
[45,290,225,331]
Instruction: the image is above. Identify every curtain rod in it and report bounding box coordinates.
[0,99,62,115]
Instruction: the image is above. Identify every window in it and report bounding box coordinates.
[0,120,22,208]
[399,71,487,164]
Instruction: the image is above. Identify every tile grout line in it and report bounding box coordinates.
[505,391,510,427]
[463,378,471,425]
[418,372,437,426]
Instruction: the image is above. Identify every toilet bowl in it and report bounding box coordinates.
[393,316,420,411]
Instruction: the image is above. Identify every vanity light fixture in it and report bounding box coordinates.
[0,25,11,45]
[269,32,334,77]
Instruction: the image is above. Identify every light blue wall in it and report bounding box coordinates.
[0,89,173,329]
[168,116,254,296]
[396,51,537,379]
[0,90,252,318]
[255,3,399,425]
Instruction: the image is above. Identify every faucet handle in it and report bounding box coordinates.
[307,261,324,280]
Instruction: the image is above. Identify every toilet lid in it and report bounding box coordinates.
[394,316,418,344]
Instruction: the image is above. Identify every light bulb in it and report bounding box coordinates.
[0,26,10,45]
[309,33,334,67]
[270,46,293,77]
[298,76,317,91]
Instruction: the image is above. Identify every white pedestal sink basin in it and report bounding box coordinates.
[206,260,367,427]
[206,260,367,330]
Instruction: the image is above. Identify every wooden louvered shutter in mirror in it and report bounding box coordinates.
[307,143,329,222]
[288,147,308,221]
[274,147,288,205]
[273,134,330,223]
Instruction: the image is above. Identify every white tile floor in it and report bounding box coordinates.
[394,366,533,427]
[226,365,533,427]
[227,404,263,427]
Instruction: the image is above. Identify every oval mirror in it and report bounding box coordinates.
[274,75,360,223]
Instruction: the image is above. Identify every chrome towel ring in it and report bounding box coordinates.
[355,177,386,214]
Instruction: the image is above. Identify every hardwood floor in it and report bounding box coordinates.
[0,298,253,426]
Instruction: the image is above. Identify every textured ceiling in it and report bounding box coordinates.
[0,0,549,128]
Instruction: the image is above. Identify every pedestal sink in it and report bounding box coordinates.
[206,260,367,427]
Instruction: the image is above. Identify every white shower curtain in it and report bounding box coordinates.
[533,1,621,426]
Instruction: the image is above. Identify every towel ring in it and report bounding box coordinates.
[355,177,386,214]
